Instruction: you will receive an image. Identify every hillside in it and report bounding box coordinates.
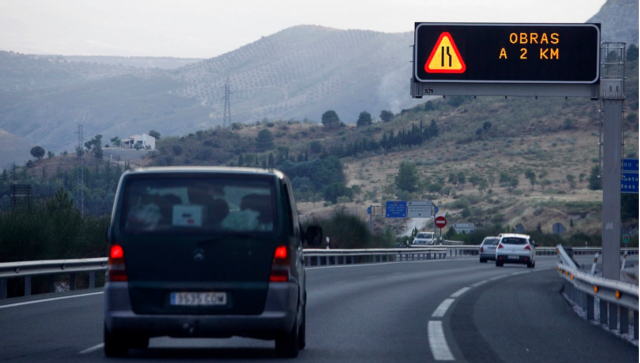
[0,127,33,169]
[588,0,638,45]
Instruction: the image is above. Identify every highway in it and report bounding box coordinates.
[1,256,637,362]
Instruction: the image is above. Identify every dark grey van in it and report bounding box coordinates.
[104,167,322,358]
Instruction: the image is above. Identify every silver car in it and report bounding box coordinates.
[479,237,499,263]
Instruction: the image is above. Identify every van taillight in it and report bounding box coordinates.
[524,245,531,250]
[108,244,127,282]
[498,243,504,249]
[270,246,289,282]
[480,246,484,252]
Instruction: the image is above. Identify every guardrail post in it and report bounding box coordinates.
[70,273,77,291]
[48,275,55,293]
[634,311,639,340]
[620,306,629,334]
[1,278,7,299]
[316,256,320,266]
[89,271,96,289]
[609,303,618,331]
[24,276,31,296]
[599,299,608,326]
[586,294,594,320]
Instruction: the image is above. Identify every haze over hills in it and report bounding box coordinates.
[588,0,638,45]
[0,0,637,161]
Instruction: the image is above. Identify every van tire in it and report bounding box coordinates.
[496,261,504,267]
[104,325,129,357]
[275,316,299,358]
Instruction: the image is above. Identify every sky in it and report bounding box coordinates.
[0,0,607,59]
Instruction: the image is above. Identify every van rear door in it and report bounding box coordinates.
[114,173,281,316]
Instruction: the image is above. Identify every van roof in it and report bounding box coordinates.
[126,166,285,179]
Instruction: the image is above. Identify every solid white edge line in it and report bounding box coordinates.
[79,343,104,354]
[450,287,470,298]
[0,292,103,309]
[432,298,455,318]
[428,320,455,361]
[489,275,507,281]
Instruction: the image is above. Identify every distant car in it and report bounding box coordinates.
[412,232,435,245]
[479,237,499,263]
[104,167,322,358]
[495,233,536,268]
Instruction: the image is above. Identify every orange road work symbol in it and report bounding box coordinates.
[425,32,466,73]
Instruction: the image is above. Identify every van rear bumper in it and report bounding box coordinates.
[104,282,298,339]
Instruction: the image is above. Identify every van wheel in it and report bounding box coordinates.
[104,325,129,357]
[527,260,535,268]
[496,261,504,267]
[275,316,299,358]
[479,258,487,263]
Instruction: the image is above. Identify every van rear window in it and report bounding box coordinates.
[120,175,277,235]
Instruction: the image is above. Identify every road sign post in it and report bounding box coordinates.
[434,216,447,243]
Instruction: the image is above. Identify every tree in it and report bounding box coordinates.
[627,44,639,61]
[429,119,439,137]
[524,169,536,190]
[356,111,373,127]
[148,130,161,139]
[482,121,492,131]
[321,110,340,129]
[588,165,602,190]
[110,136,121,147]
[30,146,45,160]
[395,162,420,193]
[324,182,353,203]
[566,174,576,189]
[380,110,394,122]
[47,151,55,159]
[309,141,323,154]
[256,129,274,151]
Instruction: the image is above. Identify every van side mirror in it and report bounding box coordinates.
[305,225,323,246]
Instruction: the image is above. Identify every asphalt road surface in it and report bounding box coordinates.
[1,256,637,362]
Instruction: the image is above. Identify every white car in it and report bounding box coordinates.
[412,232,435,245]
[495,233,536,268]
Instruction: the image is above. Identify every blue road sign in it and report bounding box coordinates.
[385,201,407,218]
[434,205,439,215]
[367,206,371,215]
[622,158,639,172]
[622,172,639,194]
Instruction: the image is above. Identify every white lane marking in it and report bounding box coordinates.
[450,287,470,298]
[471,280,488,287]
[432,298,455,318]
[511,271,532,276]
[489,275,507,281]
[0,292,103,310]
[79,343,104,354]
[428,321,455,361]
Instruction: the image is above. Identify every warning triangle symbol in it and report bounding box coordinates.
[425,32,466,74]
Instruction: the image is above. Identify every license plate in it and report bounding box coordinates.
[507,255,520,260]
[170,292,227,306]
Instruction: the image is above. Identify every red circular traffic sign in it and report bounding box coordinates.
[434,216,447,229]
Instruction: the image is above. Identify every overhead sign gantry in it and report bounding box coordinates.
[411,23,601,98]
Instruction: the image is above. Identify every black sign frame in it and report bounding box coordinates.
[414,23,600,84]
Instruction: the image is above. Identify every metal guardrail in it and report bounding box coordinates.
[0,258,108,299]
[1,246,636,300]
[557,245,639,340]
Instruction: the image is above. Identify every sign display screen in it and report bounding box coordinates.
[414,23,600,84]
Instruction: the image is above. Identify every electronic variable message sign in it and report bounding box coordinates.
[414,23,600,84]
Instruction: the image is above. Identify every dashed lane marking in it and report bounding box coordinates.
[450,287,470,298]
[432,298,455,318]
[79,343,103,354]
[428,321,455,361]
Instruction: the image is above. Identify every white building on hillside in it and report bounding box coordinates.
[122,133,156,150]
